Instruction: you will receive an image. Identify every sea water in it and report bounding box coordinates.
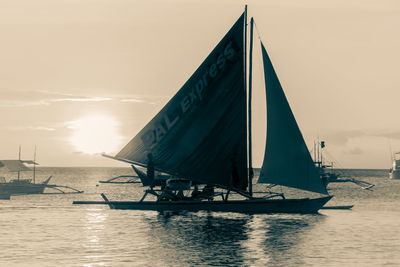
[0,167,399,267]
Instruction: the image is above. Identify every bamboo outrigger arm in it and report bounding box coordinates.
[42,184,84,194]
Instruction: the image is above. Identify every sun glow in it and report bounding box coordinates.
[69,114,122,154]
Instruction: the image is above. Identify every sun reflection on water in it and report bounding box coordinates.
[83,208,108,266]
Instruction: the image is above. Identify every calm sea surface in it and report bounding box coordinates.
[0,167,399,266]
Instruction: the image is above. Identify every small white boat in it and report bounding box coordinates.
[389,152,400,179]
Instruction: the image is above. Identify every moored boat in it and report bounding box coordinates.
[0,154,52,195]
[0,178,51,195]
[314,141,374,190]
[0,147,83,196]
[389,152,400,179]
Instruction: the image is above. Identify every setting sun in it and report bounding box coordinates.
[68,114,122,154]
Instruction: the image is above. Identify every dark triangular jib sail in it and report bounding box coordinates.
[258,42,328,195]
[117,14,247,190]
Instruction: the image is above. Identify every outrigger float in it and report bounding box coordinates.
[98,163,171,185]
[99,175,142,184]
[74,6,333,214]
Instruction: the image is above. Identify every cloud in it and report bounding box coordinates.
[343,147,364,155]
[0,99,50,107]
[4,126,56,131]
[51,97,112,102]
[120,98,147,103]
[30,126,56,131]
[0,89,112,107]
[117,93,169,105]
[324,130,400,145]
[0,89,164,107]
[119,98,159,105]
[372,131,400,140]
[324,130,365,146]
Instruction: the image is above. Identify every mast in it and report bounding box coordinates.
[317,138,320,168]
[33,146,36,184]
[243,5,249,193]
[248,17,254,196]
[18,145,21,181]
[244,5,247,95]
[313,140,316,163]
[320,142,323,167]
[389,140,394,166]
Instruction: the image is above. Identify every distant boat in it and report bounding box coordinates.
[0,147,83,196]
[314,141,374,190]
[75,7,331,214]
[313,140,341,186]
[389,152,400,179]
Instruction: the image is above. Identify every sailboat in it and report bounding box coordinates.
[0,146,52,195]
[314,141,374,190]
[0,147,84,196]
[74,7,332,213]
[313,140,339,186]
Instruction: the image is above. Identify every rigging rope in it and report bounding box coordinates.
[253,20,262,41]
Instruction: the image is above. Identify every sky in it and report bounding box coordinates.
[0,0,399,168]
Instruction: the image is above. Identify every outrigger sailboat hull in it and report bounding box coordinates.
[0,183,47,195]
[74,196,332,214]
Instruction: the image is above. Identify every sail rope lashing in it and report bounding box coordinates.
[253,20,262,41]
